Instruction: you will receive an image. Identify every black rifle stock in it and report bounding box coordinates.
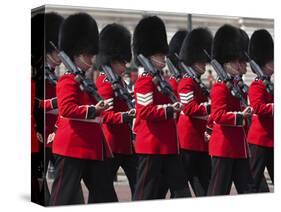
[174,53,210,97]
[203,50,248,107]
[137,54,178,104]
[101,65,135,109]
[49,41,103,103]
[45,66,57,86]
[245,52,273,95]
[234,75,249,94]
[166,57,181,81]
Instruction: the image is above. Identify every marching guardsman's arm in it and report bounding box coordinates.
[249,81,273,117]
[135,77,176,121]
[57,75,100,119]
[97,79,132,124]
[36,97,58,111]
[211,83,244,127]
[178,78,210,117]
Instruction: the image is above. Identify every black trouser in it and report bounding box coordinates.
[207,157,256,196]
[88,153,137,201]
[133,154,191,200]
[156,174,174,199]
[157,150,211,198]
[249,144,274,192]
[40,147,53,205]
[181,150,211,196]
[31,152,42,204]
[43,148,84,205]
[110,153,137,198]
[51,148,84,205]
[44,147,54,175]
[49,154,117,206]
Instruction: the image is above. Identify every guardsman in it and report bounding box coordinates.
[31,78,41,203]
[95,23,137,199]
[31,14,44,204]
[207,25,256,195]
[132,16,191,200]
[43,12,86,205]
[42,13,65,204]
[49,13,117,205]
[177,27,213,196]
[247,29,274,192]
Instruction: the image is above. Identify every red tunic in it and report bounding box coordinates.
[177,77,209,152]
[45,79,58,148]
[31,80,40,153]
[52,73,112,160]
[247,79,273,148]
[96,73,133,154]
[209,81,249,158]
[133,73,179,155]
[168,76,179,97]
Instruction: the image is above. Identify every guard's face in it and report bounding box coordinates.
[193,62,206,75]
[239,61,247,75]
[47,51,61,68]
[150,53,166,70]
[111,61,127,76]
[75,54,95,71]
[263,61,274,76]
[224,60,246,76]
[82,54,95,67]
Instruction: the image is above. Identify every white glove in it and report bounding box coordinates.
[36,132,43,143]
[47,132,56,144]
[172,102,183,112]
[128,108,136,117]
[242,106,253,117]
[204,131,211,142]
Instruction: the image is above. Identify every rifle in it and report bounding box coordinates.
[49,41,103,103]
[137,54,178,104]
[175,53,210,97]
[234,75,249,94]
[101,65,135,110]
[166,57,181,81]
[203,50,248,107]
[45,65,57,86]
[245,52,274,95]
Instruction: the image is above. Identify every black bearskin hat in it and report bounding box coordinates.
[168,30,188,66]
[249,29,273,67]
[96,23,132,67]
[212,24,245,64]
[45,12,64,54]
[133,16,168,64]
[59,13,99,60]
[180,27,213,66]
[239,29,249,62]
[31,13,44,66]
